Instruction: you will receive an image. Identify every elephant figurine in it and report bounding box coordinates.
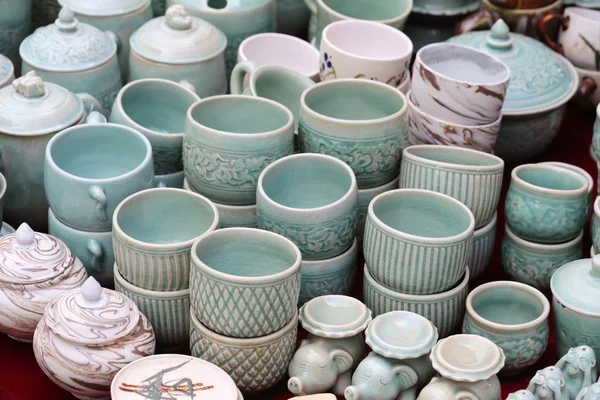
[416,376,501,400]
[527,367,568,400]
[556,346,598,400]
[288,333,365,396]
[576,382,600,400]
[507,390,536,400]
[345,352,434,400]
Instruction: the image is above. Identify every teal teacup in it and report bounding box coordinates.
[299,78,408,189]
[183,95,294,205]
[44,122,155,232]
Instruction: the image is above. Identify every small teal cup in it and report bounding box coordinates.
[183,95,294,205]
[462,281,550,375]
[505,164,589,244]
[256,153,359,260]
[44,122,155,232]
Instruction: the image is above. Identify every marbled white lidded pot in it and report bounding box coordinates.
[19,6,123,116]
[448,19,578,164]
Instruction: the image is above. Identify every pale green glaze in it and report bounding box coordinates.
[556,346,598,400]
[0,54,14,89]
[154,170,184,188]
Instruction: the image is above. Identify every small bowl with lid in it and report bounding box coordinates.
[33,277,156,400]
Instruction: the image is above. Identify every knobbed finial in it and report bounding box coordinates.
[487,19,513,49]
[165,5,193,31]
[55,6,79,31]
[13,223,36,249]
[77,277,109,308]
[12,71,45,98]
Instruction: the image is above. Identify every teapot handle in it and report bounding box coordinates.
[454,8,495,35]
[230,61,258,95]
[89,185,108,221]
[537,11,569,54]
[86,239,104,273]
[178,79,197,94]
[76,93,103,117]
[104,30,122,54]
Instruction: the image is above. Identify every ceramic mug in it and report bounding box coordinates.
[319,19,413,87]
[44,121,155,232]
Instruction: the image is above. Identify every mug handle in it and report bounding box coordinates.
[537,12,569,54]
[89,185,108,221]
[76,93,103,117]
[105,30,122,54]
[230,61,258,95]
[454,8,495,35]
[86,239,104,273]
[580,76,597,98]
[178,80,197,93]
[304,0,317,14]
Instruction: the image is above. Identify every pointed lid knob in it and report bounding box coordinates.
[551,256,600,316]
[487,20,513,49]
[55,6,79,31]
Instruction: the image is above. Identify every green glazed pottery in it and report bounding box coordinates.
[539,161,594,212]
[184,95,294,205]
[112,188,219,292]
[364,189,474,295]
[190,309,298,393]
[256,153,359,260]
[299,78,408,189]
[505,164,589,244]
[470,212,497,282]
[0,54,14,89]
[0,0,31,73]
[363,265,470,338]
[190,227,301,338]
[357,176,399,246]
[0,222,15,237]
[526,366,568,399]
[154,170,184,189]
[556,345,598,400]
[413,0,479,15]
[503,224,583,292]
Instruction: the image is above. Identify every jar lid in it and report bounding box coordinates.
[0,54,13,83]
[551,256,600,316]
[130,5,227,64]
[447,19,578,116]
[58,0,150,16]
[0,223,78,285]
[0,71,84,135]
[44,277,141,345]
[20,6,117,72]
[299,295,372,338]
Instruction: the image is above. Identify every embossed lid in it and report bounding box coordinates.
[0,71,84,135]
[551,256,600,316]
[44,277,141,345]
[58,0,150,16]
[0,54,14,84]
[447,20,578,116]
[0,223,78,285]
[130,5,227,64]
[299,295,372,338]
[19,6,117,72]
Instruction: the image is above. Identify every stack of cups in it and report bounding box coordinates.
[502,163,590,292]
[112,188,219,352]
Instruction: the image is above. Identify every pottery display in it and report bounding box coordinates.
[357,177,399,245]
[526,366,568,399]
[0,54,14,89]
[0,0,31,73]
[557,346,598,399]
[128,5,228,97]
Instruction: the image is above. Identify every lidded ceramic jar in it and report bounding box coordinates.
[128,4,227,97]
[20,6,123,115]
[551,255,600,359]
[0,223,88,342]
[33,277,156,400]
[448,19,578,164]
[0,54,14,89]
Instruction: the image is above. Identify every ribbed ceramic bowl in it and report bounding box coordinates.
[363,265,470,337]
[469,212,498,282]
[357,176,399,245]
[190,309,298,393]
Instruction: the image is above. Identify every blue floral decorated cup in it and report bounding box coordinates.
[183,95,294,205]
[256,153,359,260]
[505,164,589,244]
[298,78,408,189]
[462,281,550,375]
[364,189,475,295]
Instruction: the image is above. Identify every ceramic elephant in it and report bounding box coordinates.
[288,334,365,396]
[507,390,536,400]
[556,346,598,400]
[415,376,501,400]
[576,382,600,400]
[345,352,434,400]
[527,366,568,400]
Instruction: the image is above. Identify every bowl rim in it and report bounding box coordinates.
[314,0,413,25]
[402,143,504,174]
[113,263,190,298]
[510,164,589,198]
[504,223,584,251]
[538,161,594,195]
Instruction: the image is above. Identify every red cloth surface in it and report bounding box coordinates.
[0,104,595,400]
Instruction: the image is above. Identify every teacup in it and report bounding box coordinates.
[237,33,321,82]
[364,189,475,295]
[112,188,219,292]
[44,122,155,232]
[539,161,594,210]
[109,79,201,175]
[538,7,600,71]
[256,153,359,261]
[298,79,408,189]
[183,95,294,205]
[319,19,412,87]
[411,43,510,126]
[505,164,589,243]
[190,227,301,338]
[462,281,550,374]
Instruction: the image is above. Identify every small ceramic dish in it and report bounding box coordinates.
[190,309,298,393]
[469,212,497,282]
[363,265,470,338]
[357,176,399,244]
[299,295,372,338]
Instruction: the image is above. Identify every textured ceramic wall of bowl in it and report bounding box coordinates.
[469,212,497,281]
[593,196,600,254]
[363,265,469,338]
[190,310,298,393]
[357,176,399,244]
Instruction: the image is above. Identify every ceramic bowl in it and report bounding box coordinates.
[503,224,584,292]
[256,153,359,261]
[364,189,475,295]
[299,295,372,337]
[183,178,258,228]
[363,265,470,338]
[299,238,358,306]
[190,227,301,338]
[190,309,298,393]
[470,212,498,282]
[592,196,600,254]
[400,145,504,229]
[357,176,399,245]
[539,161,594,211]
[505,164,589,243]
[407,92,503,155]
[462,281,550,374]
[154,170,184,189]
[112,188,219,292]
[114,264,190,352]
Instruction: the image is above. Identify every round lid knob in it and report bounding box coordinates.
[165,4,193,30]
[13,223,36,248]
[55,6,79,31]
[77,277,109,308]
[487,20,513,49]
